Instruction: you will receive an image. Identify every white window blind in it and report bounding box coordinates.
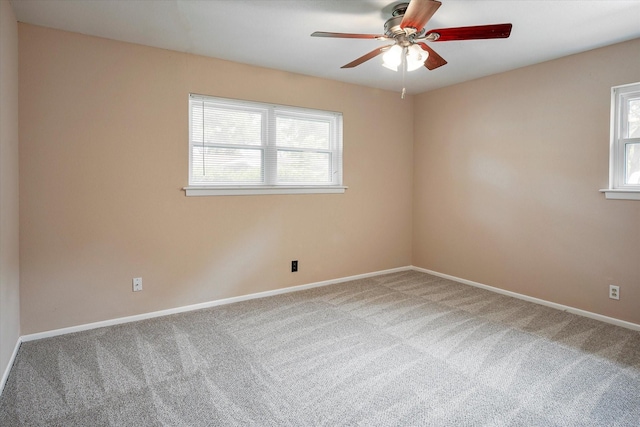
[619,89,640,185]
[187,94,344,196]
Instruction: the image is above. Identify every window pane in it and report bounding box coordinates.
[276,116,330,149]
[627,98,640,138]
[626,143,640,184]
[192,146,263,184]
[277,151,331,183]
[189,94,343,190]
[192,102,262,146]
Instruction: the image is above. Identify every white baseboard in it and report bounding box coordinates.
[21,266,412,342]
[411,266,640,331]
[1,336,21,394]
[19,264,640,344]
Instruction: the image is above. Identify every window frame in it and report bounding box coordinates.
[184,94,346,196]
[601,82,640,200]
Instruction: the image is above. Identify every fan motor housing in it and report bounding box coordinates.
[385,3,426,39]
[384,16,405,37]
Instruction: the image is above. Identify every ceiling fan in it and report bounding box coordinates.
[311,0,512,74]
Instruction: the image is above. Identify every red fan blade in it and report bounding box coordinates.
[311,31,386,40]
[341,45,394,68]
[416,42,447,70]
[400,0,442,32]
[427,24,512,41]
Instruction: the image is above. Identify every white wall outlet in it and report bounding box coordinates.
[133,277,143,292]
[609,285,619,300]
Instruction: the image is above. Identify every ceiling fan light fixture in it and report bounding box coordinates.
[311,0,513,93]
[382,45,403,71]
[406,44,429,71]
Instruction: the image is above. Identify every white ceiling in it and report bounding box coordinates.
[9,0,640,95]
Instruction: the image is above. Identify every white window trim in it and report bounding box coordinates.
[184,185,347,197]
[600,82,640,200]
[184,94,345,196]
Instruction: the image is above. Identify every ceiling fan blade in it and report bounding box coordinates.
[400,0,442,32]
[311,31,386,40]
[416,42,447,70]
[341,45,394,68]
[427,24,512,41]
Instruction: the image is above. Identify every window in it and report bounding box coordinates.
[601,82,640,200]
[185,94,345,196]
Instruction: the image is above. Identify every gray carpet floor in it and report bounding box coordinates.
[1,270,639,426]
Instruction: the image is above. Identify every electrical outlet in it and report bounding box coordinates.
[133,277,143,292]
[609,285,619,300]
[291,260,298,272]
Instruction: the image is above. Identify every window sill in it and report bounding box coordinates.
[600,189,640,200]
[184,185,348,196]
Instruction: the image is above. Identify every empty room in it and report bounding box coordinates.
[1,0,639,425]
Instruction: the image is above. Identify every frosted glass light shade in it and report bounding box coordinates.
[382,44,429,72]
[382,45,403,71]
[406,44,429,72]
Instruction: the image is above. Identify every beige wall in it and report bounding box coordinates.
[16,20,640,335]
[0,0,21,376]
[18,24,414,334]
[413,38,640,324]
